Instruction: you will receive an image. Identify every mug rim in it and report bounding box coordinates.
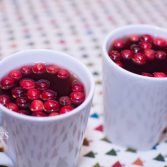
[0,49,95,122]
[103,24,167,82]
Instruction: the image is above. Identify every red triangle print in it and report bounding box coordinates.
[133,158,144,166]
[95,125,104,132]
[112,161,122,167]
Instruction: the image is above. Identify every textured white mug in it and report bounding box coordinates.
[0,50,94,166]
[103,25,167,150]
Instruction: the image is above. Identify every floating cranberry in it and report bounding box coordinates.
[144,49,155,61]
[0,77,15,90]
[140,42,152,49]
[46,64,59,74]
[20,79,35,90]
[154,37,167,47]
[132,53,146,65]
[20,65,32,75]
[130,44,141,54]
[155,51,167,60]
[36,79,50,91]
[44,100,60,113]
[30,100,44,112]
[59,96,71,106]
[12,87,25,98]
[6,103,19,112]
[153,72,167,78]
[113,39,125,50]
[142,72,153,77]
[32,63,46,74]
[70,91,85,105]
[40,89,57,100]
[16,97,29,109]
[18,110,31,115]
[109,50,121,61]
[115,61,124,68]
[9,70,22,80]
[129,34,139,42]
[0,95,10,106]
[57,69,70,79]
[140,34,153,43]
[60,105,74,114]
[27,88,40,100]
[32,111,47,117]
[121,50,133,60]
[49,112,59,117]
[72,83,84,92]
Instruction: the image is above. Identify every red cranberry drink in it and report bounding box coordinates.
[108,34,167,77]
[0,63,85,117]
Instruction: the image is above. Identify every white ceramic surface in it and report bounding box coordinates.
[0,49,94,167]
[103,25,167,150]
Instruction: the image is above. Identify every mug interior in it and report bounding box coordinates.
[0,49,94,122]
[103,24,167,81]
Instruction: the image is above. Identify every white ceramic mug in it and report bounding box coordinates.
[0,49,94,166]
[103,25,167,150]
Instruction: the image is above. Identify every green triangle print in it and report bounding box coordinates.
[92,163,101,167]
[106,149,117,156]
[154,154,165,161]
[126,147,137,153]
[84,151,96,158]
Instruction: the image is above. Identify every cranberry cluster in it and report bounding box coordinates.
[0,63,85,117]
[108,34,167,78]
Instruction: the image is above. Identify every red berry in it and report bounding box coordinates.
[60,105,74,114]
[113,39,125,49]
[72,83,84,92]
[0,77,15,89]
[115,61,124,68]
[153,72,167,78]
[44,100,60,113]
[144,49,155,61]
[109,50,121,61]
[59,96,71,106]
[16,97,29,109]
[129,34,139,42]
[140,42,152,49]
[70,91,85,105]
[27,88,40,100]
[154,37,167,47]
[18,110,31,115]
[40,89,57,100]
[12,87,25,98]
[121,50,133,60]
[36,79,50,91]
[140,34,153,43]
[30,100,44,112]
[130,44,141,54]
[32,111,47,117]
[32,63,46,74]
[155,51,167,60]
[132,53,146,65]
[46,64,59,74]
[0,95,10,106]
[142,72,153,77]
[20,79,35,90]
[57,69,70,79]
[9,70,22,80]
[20,65,32,75]
[49,112,59,117]
[6,103,19,112]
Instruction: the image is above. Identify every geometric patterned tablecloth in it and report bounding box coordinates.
[1,0,167,166]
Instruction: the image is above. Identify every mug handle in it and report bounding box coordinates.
[0,111,14,166]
